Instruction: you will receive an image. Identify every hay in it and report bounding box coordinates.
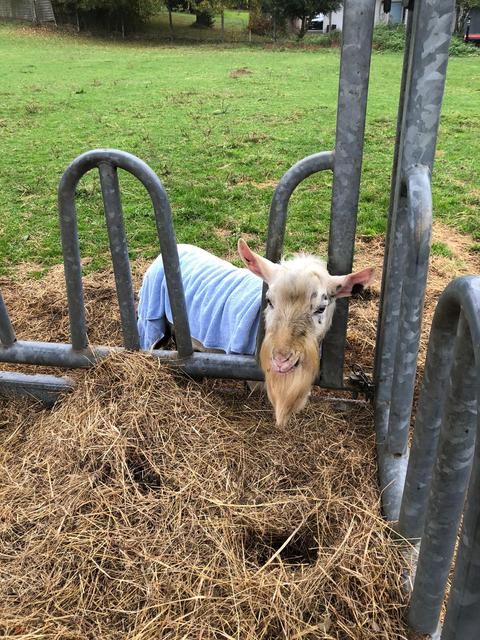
[1,354,409,639]
[2,221,478,639]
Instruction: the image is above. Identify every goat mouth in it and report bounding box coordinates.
[271,358,300,375]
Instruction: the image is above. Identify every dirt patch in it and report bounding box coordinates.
[229,67,253,78]
[251,179,279,189]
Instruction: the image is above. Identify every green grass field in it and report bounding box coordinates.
[1,21,479,275]
[146,9,252,42]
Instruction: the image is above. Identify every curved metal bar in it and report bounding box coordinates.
[265,151,335,263]
[58,149,193,357]
[256,151,334,357]
[442,417,480,640]
[395,276,480,637]
[0,290,16,347]
[0,339,360,395]
[376,164,432,521]
[387,165,432,456]
[374,0,455,480]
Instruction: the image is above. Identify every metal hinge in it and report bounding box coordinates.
[348,364,375,402]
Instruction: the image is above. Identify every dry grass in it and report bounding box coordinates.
[1,222,478,639]
[0,355,409,639]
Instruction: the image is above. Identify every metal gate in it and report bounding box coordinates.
[0,0,381,400]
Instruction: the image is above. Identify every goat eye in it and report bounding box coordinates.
[314,305,327,315]
[266,298,273,309]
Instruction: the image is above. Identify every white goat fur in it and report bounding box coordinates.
[237,239,374,426]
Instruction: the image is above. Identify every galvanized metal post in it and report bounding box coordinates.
[442,433,480,640]
[376,164,432,520]
[407,316,477,635]
[386,165,432,457]
[374,0,455,520]
[374,8,413,381]
[321,0,376,388]
[394,276,480,637]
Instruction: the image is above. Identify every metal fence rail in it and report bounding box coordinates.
[0,371,74,405]
[375,164,433,520]
[0,146,357,396]
[374,0,455,521]
[1,2,381,398]
[396,276,480,639]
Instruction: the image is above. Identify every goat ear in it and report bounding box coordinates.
[329,267,375,299]
[237,239,279,283]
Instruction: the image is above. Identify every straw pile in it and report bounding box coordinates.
[1,353,409,639]
[1,222,478,639]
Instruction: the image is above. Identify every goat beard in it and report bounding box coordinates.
[260,333,320,427]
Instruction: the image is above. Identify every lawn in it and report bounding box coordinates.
[146,9,252,42]
[0,21,479,275]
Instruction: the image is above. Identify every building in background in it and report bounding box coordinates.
[309,0,407,34]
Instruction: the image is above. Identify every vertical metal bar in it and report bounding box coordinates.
[257,152,335,358]
[376,164,432,520]
[397,326,458,541]
[58,167,88,351]
[374,0,455,517]
[374,202,409,442]
[374,7,414,384]
[387,165,432,456]
[0,290,16,346]
[144,170,193,359]
[441,427,480,640]
[407,315,477,635]
[321,0,376,388]
[98,162,140,351]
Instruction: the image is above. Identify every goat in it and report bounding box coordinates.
[137,240,374,426]
[238,240,374,425]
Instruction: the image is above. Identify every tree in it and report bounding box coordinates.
[455,0,480,34]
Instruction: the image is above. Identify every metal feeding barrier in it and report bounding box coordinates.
[1,0,479,637]
[397,277,480,639]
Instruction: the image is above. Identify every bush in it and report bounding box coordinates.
[372,23,480,57]
[449,35,480,57]
[372,24,406,52]
[248,12,273,35]
[322,28,341,47]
